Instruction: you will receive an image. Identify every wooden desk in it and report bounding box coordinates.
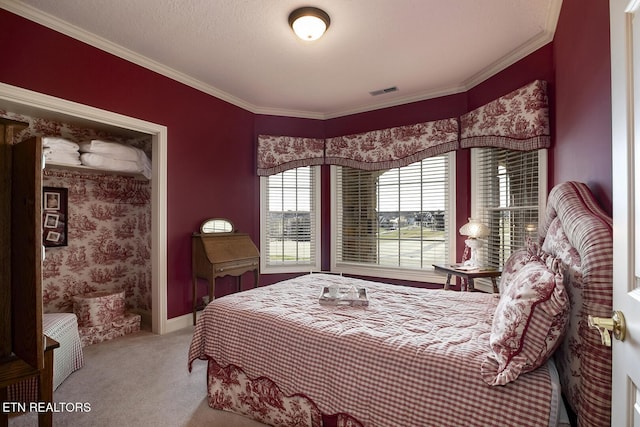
[432,264,501,293]
[191,232,259,325]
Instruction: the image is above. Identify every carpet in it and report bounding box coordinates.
[8,326,266,427]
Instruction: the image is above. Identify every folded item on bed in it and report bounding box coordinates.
[189,273,560,427]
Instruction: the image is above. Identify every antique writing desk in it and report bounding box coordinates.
[191,219,259,325]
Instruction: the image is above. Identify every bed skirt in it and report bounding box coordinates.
[206,357,363,427]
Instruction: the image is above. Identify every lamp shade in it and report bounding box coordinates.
[459,218,489,239]
[289,7,330,41]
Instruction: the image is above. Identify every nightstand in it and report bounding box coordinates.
[432,264,501,293]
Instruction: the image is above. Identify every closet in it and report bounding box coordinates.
[0,84,165,335]
[41,140,153,334]
[0,107,154,337]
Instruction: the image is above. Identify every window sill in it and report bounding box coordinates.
[332,263,447,285]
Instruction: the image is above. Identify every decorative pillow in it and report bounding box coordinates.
[481,253,569,385]
[498,241,538,293]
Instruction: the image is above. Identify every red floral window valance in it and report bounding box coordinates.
[324,118,459,171]
[257,135,325,176]
[257,80,549,175]
[460,80,550,151]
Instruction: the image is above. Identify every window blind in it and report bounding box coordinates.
[335,155,450,271]
[263,166,318,269]
[474,148,544,268]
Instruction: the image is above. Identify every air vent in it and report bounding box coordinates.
[369,86,398,96]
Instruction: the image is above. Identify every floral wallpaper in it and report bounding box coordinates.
[42,169,152,317]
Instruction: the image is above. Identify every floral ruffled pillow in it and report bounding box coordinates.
[482,252,569,386]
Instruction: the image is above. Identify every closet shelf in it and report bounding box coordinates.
[44,162,149,180]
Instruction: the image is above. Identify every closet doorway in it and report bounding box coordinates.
[0,82,168,334]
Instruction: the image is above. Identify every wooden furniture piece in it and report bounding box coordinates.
[192,219,260,325]
[432,264,501,293]
[0,120,54,426]
[0,337,59,427]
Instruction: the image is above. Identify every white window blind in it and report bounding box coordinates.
[261,166,320,272]
[334,155,450,275]
[473,148,546,268]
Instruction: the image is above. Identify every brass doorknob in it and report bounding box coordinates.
[588,310,626,347]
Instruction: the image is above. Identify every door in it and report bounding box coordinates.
[11,136,43,369]
[610,1,640,425]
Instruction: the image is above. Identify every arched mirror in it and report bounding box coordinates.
[200,218,234,234]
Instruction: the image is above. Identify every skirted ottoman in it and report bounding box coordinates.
[7,312,85,402]
[73,291,141,347]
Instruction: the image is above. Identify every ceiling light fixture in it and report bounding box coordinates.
[288,7,330,41]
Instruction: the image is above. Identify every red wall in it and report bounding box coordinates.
[0,0,613,318]
[1,10,256,318]
[553,0,612,215]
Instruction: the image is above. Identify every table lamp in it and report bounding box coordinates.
[459,218,490,268]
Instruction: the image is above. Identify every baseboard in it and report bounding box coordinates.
[165,312,197,333]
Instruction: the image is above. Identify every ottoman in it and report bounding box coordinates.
[73,291,141,347]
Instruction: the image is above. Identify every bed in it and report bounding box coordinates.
[188,181,612,427]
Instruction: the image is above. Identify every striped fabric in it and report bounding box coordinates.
[538,181,613,427]
[7,313,85,403]
[189,274,559,427]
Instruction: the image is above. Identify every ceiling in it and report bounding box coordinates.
[3,0,561,119]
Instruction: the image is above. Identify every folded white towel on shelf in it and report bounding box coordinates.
[80,153,142,174]
[44,149,82,166]
[42,137,80,152]
[79,140,139,162]
[80,140,151,179]
[136,149,152,180]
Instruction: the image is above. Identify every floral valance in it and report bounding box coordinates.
[324,118,459,171]
[460,80,550,151]
[257,135,325,176]
[257,80,549,175]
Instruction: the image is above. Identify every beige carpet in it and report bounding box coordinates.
[9,326,267,427]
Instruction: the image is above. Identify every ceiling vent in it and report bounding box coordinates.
[369,86,398,96]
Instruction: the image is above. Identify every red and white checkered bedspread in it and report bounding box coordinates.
[188,273,557,427]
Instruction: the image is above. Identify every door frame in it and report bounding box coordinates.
[0,82,169,334]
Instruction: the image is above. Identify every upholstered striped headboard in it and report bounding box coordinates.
[538,181,613,427]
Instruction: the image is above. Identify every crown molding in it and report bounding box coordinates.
[0,0,258,113]
[1,0,561,121]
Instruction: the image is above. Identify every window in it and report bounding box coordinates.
[472,148,547,270]
[332,153,455,282]
[260,166,321,273]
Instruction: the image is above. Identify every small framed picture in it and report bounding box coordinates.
[44,213,59,228]
[44,191,61,210]
[45,231,61,243]
[42,187,68,247]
